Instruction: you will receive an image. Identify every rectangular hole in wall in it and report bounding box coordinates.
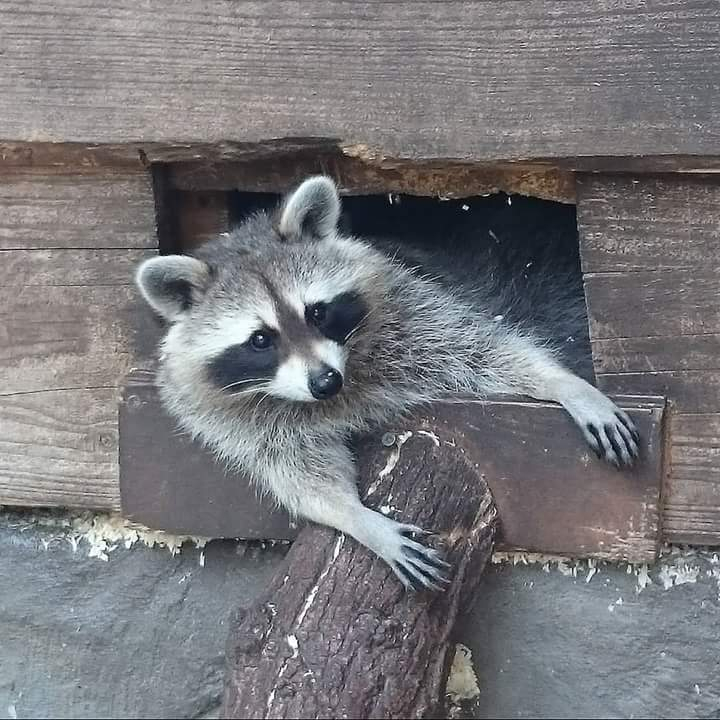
[151,167,594,384]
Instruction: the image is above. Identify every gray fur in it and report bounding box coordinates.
[135,176,639,590]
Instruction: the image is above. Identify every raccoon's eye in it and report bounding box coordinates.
[250,330,273,350]
[306,302,327,326]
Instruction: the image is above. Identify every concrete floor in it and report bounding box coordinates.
[1,511,719,719]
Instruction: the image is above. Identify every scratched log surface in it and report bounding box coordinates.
[222,431,497,719]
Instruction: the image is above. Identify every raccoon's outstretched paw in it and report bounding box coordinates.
[390,524,451,592]
[582,411,640,469]
[569,395,640,468]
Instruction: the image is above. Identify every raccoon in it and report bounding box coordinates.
[135,176,639,591]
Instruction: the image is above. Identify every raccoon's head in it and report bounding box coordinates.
[136,176,387,410]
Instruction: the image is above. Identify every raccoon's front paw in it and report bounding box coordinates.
[390,524,451,592]
[363,511,450,591]
[565,388,640,468]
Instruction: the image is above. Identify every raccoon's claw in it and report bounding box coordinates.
[358,511,451,592]
[579,408,639,468]
[391,524,451,592]
[562,383,640,468]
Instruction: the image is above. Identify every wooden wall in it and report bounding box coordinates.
[0,0,718,548]
[577,175,720,544]
[1,1,719,166]
[0,169,156,509]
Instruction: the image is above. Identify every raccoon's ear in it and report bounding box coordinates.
[135,255,211,321]
[278,176,340,242]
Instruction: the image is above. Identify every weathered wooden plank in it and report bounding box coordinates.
[169,155,577,204]
[0,388,120,510]
[176,190,230,252]
[4,141,720,173]
[0,248,152,286]
[0,172,156,249]
[120,370,665,561]
[578,175,720,272]
[1,1,719,162]
[577,174,720,543]
[0,169,157,510]
[664,414,720,544]
[669,414,720,485]
[0,284,157,395]
[583,272,720,340]
[592,335,720,375]
[594,371,720,415]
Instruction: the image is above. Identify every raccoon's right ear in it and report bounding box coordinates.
[135,255,211,321]
[278,175,341,242]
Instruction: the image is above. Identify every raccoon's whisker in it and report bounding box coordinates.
[219,378,267,393]
[252,392,272,411]
[229,385,269,398]
[343,307,379,343]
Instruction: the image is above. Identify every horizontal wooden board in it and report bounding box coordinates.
[584,271,720,340]
[0,388,120,510]
[596,371,720,415]
[669,414,720,486]
[0,172,156,250]
[1,1,719,162]
[577,175,720,272]
[0,248,152,286]
[664,414,720,543]
[120,370,665,561]
[169,155,577,204]
[577,173,720,543]
[0,284,158,395]
[592,335,720,375]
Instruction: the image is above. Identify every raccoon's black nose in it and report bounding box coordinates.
[309,366,343,400]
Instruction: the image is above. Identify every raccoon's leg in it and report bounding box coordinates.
[476,331,640,467]
[260,440,450,591]
[517,348,640,467]
[535,368,640,467]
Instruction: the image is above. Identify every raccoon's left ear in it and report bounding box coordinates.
[278,176,340,242]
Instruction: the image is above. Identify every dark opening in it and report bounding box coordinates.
[155,180,593,382]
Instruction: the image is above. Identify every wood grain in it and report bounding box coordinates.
[578,176,720,272]
[169,155,577,204]
[120,370,665,561]
[0,248,152,286]
[176,190,230,252]
[1,1,719,162]
[0,284,156,395]
[0,169,157,509]
[664,414,720,543]
[592,335,720,375]
[583,272,720,340]
[0,172,156,249]
[577,174,720,543]
[0,388,120,509]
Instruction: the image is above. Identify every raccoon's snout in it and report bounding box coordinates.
[309,365,343,400]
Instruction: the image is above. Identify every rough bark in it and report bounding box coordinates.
[222,428,497,719]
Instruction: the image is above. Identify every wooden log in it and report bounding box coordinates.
[222,430,497,719]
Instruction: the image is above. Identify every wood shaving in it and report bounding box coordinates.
[446,643,480,702]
